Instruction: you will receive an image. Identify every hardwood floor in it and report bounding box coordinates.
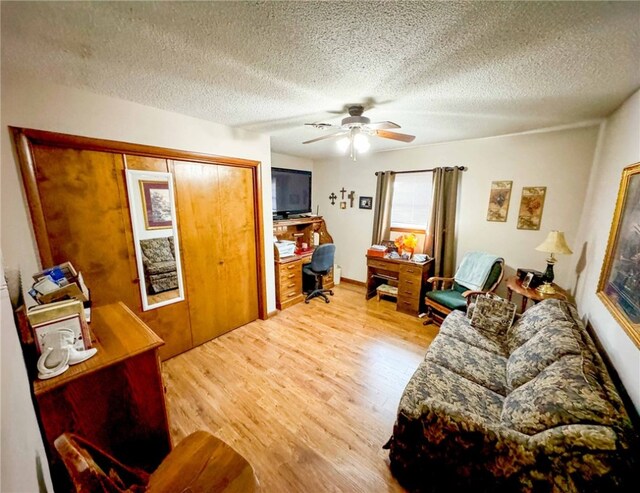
[163,283,439,492]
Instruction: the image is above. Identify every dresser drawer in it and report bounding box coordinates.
[368,259,400,272]
[278,277,301,295]
[400,264,423,279]
[397,281,421,299]
[397,295,420,314]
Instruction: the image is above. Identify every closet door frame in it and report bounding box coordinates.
[11,126,269,320]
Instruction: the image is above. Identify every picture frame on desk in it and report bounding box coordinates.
[522,272,534,289]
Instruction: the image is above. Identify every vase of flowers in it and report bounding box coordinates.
[394,233,418,257]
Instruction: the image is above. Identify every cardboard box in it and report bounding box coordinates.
[367,248,386,258]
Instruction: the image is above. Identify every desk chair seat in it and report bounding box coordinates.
[303,243,336,304]
[425,253,504,325]
[54,431,258,493]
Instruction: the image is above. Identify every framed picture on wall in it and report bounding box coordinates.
[140,180,172,230]
[597,162,640,347]
[486,181,512,222]
[517,186,546,230]
[359,196,373,209]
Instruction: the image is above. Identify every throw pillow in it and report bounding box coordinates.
[506,322,581,390]
[501,355,617,435]
[469,294,517,335]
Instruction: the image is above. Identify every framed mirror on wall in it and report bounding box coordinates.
[125,169,185,311]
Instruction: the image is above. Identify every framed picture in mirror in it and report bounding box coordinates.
[140,180,172,230]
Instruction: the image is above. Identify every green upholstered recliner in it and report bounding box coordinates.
[424,254,504,325]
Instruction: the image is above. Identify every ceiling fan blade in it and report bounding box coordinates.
[375,130,416,143]
[302,131,348,145]
[367,121,401,130]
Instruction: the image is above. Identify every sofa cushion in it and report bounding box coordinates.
[140,238,174,263]
[469,294,516,336]
[506,299,574,353]
[145,260,177,275]
[501,355,617,435]
[426,334,509,396]
[400,360,504,423]
[506,322,581,390]
[425,289,467,311]
[438,310,507,356]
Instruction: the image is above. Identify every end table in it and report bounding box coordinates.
[506,276,567,313]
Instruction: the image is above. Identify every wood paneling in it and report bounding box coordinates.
[124,154,168,172]
[31,145,138,308]
[164,283,439,492]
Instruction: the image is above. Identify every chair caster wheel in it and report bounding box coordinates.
[329,290,334,296]
[324,298,330,303]
[305,300,310,304]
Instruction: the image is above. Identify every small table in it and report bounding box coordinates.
[506,276,567,313]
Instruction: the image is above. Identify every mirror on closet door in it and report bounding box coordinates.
[125,170,185,311]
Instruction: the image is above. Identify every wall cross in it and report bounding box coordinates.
[339,187,347,199]
[329,193,337,205]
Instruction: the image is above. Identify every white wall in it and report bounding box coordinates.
[572,89,640,412]
[1,74,275,313]
[313,126,599,294]
[1,262,53,493]
[272,152,314,172]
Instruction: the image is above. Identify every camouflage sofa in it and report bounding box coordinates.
[385,299,636,492]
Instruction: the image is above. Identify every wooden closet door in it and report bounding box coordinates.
[173,162,259,346]
[216,165,259,330]
[31,146,139,308]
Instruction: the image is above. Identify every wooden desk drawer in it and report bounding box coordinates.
[368,259,400,272]
[400,264,423,278]
[398,282,421,298]
[399,276,420,289]
[397,295,420,314]
[279,277,301,293]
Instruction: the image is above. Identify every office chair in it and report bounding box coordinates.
[303,243,336,304]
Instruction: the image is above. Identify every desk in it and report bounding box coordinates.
[366,256,433,316]
[506,276,567,313]
[34,302,171,492]
[275,250,334,310]
[273,217,334,311]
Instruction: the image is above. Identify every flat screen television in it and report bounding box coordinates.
[271,168,312,219]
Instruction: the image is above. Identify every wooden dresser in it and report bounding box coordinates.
[33,302,171,492]
[366,256,433,315]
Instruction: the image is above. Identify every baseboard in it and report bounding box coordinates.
[340,277,366,287]
[267,310,279,319]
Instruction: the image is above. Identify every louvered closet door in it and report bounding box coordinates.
[173,161,259,346]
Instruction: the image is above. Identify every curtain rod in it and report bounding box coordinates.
[374,166,467,176]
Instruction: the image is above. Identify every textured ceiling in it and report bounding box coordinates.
[2,1,639,159]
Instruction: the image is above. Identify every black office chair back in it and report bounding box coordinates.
[310,244,335,274]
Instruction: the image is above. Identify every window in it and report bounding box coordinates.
[390,172,432,231]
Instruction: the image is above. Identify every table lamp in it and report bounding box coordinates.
[535,230,573,294]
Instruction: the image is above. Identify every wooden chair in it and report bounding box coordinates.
[54,431,258,493]
[424,255,505,325]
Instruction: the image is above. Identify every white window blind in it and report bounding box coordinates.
[390,173,432,230]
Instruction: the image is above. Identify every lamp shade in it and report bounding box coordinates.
[535,231,573,255]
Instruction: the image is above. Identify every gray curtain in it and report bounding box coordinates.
[371,171,395,244]
[425,167,461,278]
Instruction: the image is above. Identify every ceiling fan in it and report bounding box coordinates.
[303,105,416,161]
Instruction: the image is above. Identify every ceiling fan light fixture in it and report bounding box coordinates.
[353,133,370,153]
[336,137,350,152]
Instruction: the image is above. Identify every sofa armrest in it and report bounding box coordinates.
[427,276,455,290]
